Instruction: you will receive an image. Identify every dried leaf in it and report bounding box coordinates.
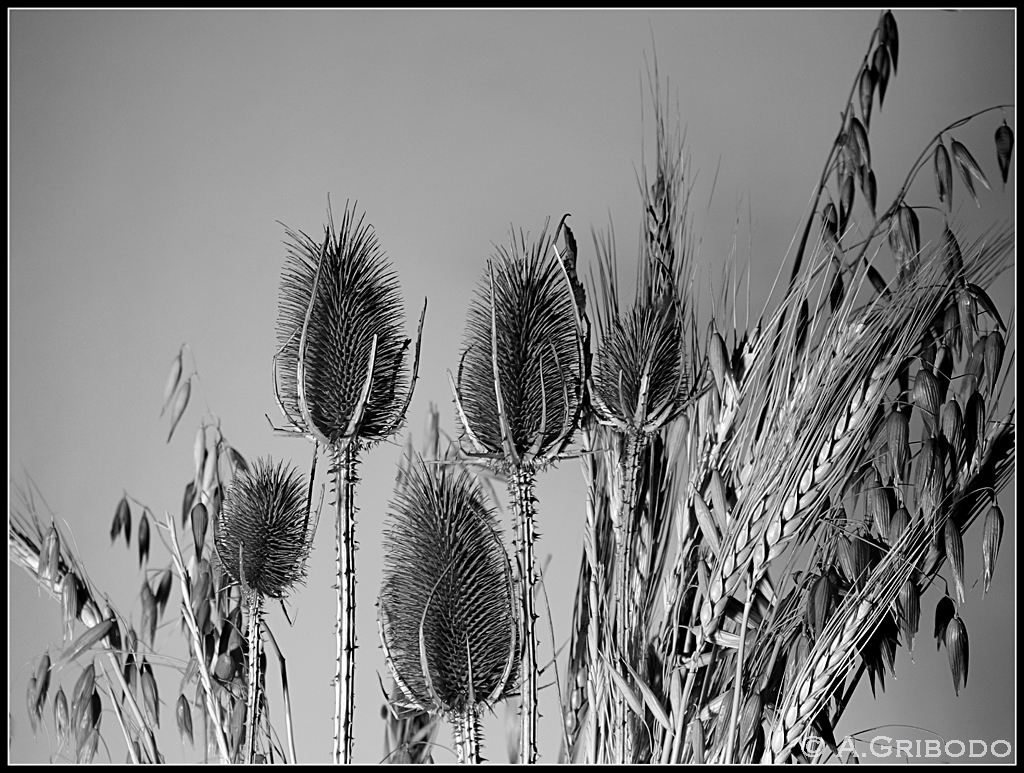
[872,44,891,106]
[61,571,78,642]
[822,202,839,245]
[193,426,206,482]
[182,480,197,527]
[39,523,60,591]
[898,578,920,651]
[806,573,833,641]
[888,506,910,549]
[945,615,969,696]
[859,65,875,130]
[839,173,854,233]
[886,409,910,477]
[227,445,251,475]
[850,116,871,173]
[161,350,183,417]
[110,500,123,544]
[167,378,191,443]
[141,580,157,646]
[967,282,1006,333]
[983,330,1005,388]
[994,120,1013,186]
[34,653,51,716]
[71,663,96,726]
[934,595,955,651]
[139,512,150,567]
[934,143,953,211]
[27,677,39,733]
[897,204,920,261]
[950,139,991,207]
[982,503,1003,596]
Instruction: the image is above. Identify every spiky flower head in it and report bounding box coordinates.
[275,201,424,448]
[379,461,518,717]
[214,458,310,600]
[452,218,586,469]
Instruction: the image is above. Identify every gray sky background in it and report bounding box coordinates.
[10,9,1015,764]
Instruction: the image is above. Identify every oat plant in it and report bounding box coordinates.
[450,217,588,762]
[273,201,426,763]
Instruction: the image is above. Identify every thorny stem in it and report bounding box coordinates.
[244,593,264,765]
[613,430,643,763]
[455,707,482,764]
[332,443,359,764]
[509,466,539,764]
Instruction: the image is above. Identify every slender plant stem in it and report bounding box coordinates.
[332,442,359,764]
[613,430,642,763]
[509,466,539,764]
[244,593,264,764]
[262,623,297,764]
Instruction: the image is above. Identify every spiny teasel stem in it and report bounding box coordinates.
[508,466,539,764]
[244,593,264,764]
[612,429,643,763]
[332,443,359,764]
[454,707,482,764]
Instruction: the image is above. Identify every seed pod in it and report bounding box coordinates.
[994,120,1013,187]
[861,169,877,217]
[54,687,69,747]
[176,694,194,746]
[945,615,969,696]
[155,569,173,620]
[181,480,196,527]
[898,578,920,651]
[864,467,891,537]
[888,506,910,549]
[61,571,79,642]
[193,426,206,482]
[709,331,729,394]
[141,580,157,646]
[739,691,763,751]
[27,676,39,733]
[964,391,986,465]
[836,533,855,588]
[138,512,150,567]
[784,632,810,695]
[872,43,891,106]
[71,662,96,729]
[982,503,1004,596]
[944,518,966,605]
[32,654,51,718]
[983,330,1005,389]
[850,116,871,175]
[39,522,60,590]
[167,378,191,443]
[161,349,183,417]
[141,659,159,727]
[202,441,219,502]
[110,504,123,544]
[940,399,964,472]
[950,139,991,207]
[934,143,953,210]
[192,502,209,562]
[881,11,898,73]
[964,335,986,397]
[839,173,855,234]
[806,573,833,641]
[886,409,910,477]
[858,65,875,129]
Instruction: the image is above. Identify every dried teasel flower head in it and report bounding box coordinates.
[379,461,518,717]
[274,200,425,449]
[451,216,586,470]
[213,458,311,601]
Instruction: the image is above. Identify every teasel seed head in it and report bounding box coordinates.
[379,461,519,717]
[451,217,586,469]
[275,201,424,448]
[214,458,311,600]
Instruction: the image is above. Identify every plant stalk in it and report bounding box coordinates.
[509,466,539,764]
[244,593,264,764]
[332,443,359,764]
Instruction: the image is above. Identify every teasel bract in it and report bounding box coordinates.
[585,87,701,761]
[379,459,518,764]
[450,216,587,762]
[213,458,311,763]
[273,201,426,763]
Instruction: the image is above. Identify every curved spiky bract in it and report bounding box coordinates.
[380,461,518,717]
[276,202,412,445]
[214,458,310,600]
[456,222,585,466]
